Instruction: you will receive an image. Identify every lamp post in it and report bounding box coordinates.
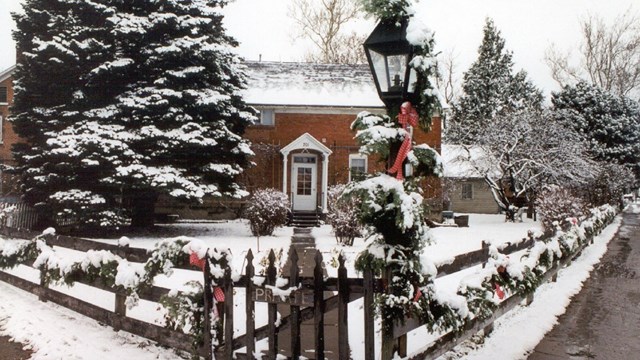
[363,16,419,112]
[363,16,419,178]
[363,16,421,359]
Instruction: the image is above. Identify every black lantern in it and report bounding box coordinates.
[363,17,419,109]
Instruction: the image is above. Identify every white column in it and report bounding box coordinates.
[282,152,289,194]
[322,153,330,212]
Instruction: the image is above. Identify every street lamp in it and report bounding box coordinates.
[363,17,419,109]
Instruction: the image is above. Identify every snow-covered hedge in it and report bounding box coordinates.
[243,188,290,237]
[536,186,587,232]
[327,184,362,246]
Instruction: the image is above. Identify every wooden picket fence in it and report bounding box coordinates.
[0,220,603,360]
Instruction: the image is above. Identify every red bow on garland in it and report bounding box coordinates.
[388,101,419,181]
[189,251,206,271]
[190,251,225,303]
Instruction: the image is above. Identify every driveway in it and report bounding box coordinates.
[529,208,640,359]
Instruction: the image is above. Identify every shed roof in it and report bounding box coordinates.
[441,144,501,179]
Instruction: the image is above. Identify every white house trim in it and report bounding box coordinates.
[280,133,333,212]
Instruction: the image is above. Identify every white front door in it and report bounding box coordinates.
[292,155,317,211]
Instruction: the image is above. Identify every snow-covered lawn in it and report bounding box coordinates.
[0,211,626,359]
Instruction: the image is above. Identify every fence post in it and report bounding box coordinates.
[363,267,374,360]
[223,265,234,360]
[203,254,214,360]
[114,291,127,331]
[38,236,49,303]
[245,250,255,359]
[289,249,301,359]
[314,251,325,359]
[481,241,490,268]
[380,269,394,360]
[267,250,278,359]
[338,253,349,360]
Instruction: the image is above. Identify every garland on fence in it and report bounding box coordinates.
[0,205,618,350]
[0,232,234,354]
[456,204,616,325]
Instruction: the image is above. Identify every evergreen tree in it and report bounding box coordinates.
[12,0,254,229]
[447,18,543,144]
[552,81,640,182]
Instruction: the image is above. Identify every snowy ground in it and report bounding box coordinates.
[0,211,626,359]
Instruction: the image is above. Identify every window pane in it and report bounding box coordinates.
[0,87,7,103]
[387,55,407,92]
[350,157,367,182]
[294,156,316,164]
[461,184,473,200]
[369,50,388,92]
[260,109,274,125]
[297,168,312,195]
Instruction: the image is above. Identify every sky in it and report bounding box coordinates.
[0,0,638,97]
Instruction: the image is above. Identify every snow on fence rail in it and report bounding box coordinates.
[0,206,618,359]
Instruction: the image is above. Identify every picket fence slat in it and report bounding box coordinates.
[266,250,278,359]
[289,249,301,359]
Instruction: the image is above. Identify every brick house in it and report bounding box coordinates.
[237,61,442,217]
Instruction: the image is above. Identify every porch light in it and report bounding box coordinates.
[363,17,419,108]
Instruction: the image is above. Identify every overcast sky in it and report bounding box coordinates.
[1,0,638,98]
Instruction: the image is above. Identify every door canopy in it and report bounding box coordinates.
[280,133,333,157]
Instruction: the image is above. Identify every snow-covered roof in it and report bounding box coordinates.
[441,144,501,179]
[242,61,385,109]
[0,65,16,83]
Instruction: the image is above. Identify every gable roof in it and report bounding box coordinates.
[242,61,384,109]
[0,65,16,83]
[280,132,333,155]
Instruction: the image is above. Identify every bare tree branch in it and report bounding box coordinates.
[289,0,367,64]
[545,11,640,97]
[435,48,461,104]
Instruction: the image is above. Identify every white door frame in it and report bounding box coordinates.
[291,154,317,211]
[280,133,332,212]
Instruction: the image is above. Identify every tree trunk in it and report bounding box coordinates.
[129,191,158,228]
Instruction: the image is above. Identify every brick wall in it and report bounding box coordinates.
[243,110,443,211]
[0,75,21,196]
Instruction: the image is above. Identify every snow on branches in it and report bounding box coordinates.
[12,0,255,229]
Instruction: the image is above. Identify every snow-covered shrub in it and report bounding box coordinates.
[244,188,290,237]
[579,163,636,208]
[327,184,362,246]
[536,186,587,231]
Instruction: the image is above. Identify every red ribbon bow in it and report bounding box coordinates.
[388,102,419,181]
[189,251,206,271]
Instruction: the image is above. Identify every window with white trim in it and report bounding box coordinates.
[256,108,274,126]
[349,154,367,182]
[461,183,473,200]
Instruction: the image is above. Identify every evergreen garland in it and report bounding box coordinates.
[0,205,617,348]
